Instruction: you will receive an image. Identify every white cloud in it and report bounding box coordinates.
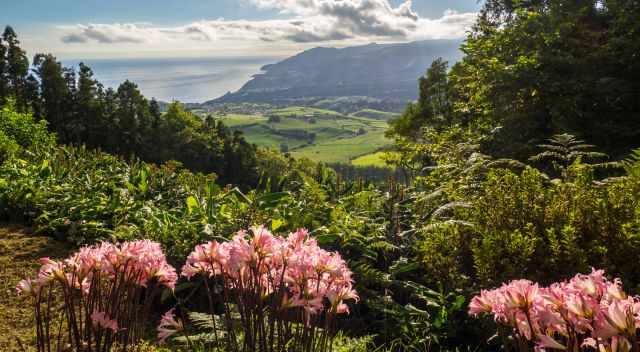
[411,10,478,40]
[61,23,157,43]
[248,0,420,38]
[57,1,477,47]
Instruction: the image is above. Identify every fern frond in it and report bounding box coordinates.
[529,151,566,162]
[431,202,472,219]
[424,220,474,231]
[486,158,527,170]
[568,151,607,160]
[536,144,568,153]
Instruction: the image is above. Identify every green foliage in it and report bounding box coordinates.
[450,0,640,159]
[529,133,609,178]
[388,58,452,140]
[0,100,467,349]
[417,165,640,291]
[0,102,54,158]
[4,1,640,349]
[0,130,18,163]
[0,29,259,188]
[622,148,640,180]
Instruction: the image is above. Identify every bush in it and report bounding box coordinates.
[419,165,640,292]
[0,104,55,153]
[0,130,19,163]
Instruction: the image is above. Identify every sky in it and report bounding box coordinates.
[2,0,483,59]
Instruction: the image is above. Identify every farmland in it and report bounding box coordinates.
[214,107,396,164]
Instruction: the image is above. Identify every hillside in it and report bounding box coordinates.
[216,106,394,164]
[211,40,462,104]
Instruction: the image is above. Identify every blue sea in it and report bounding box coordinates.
[62,56,281,103]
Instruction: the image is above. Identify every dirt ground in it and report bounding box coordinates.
[0,224,71,352]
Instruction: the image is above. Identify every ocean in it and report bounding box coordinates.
[61,56,281,103]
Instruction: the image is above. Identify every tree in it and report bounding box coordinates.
[0,35,8,105]
[388,58,452,140]
[24,73,41,118]
[115,80,150,154]
[33,53,71,140]
[3,26,29,111]
[96,86,118,150]
[268,115,281,123]
[418,58,452,124]
[76,63,99,142]
[450,0,640,159]
[149,98,162,127]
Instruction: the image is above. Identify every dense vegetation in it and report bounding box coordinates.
[389,0,640,160]
[2,0,640,350]
[0,27,258,187]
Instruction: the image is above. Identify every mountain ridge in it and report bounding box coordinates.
[209,39,463,104]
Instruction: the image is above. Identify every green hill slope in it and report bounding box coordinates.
[215,107,391,164]
[350,109,399,120]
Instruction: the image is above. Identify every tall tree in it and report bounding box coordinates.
[388,58,452,139]
[149,98,161,128]
[76,63,99,143]
[0,35,8,105]
[96,87,118,150]
[3,26,29,111]
[24,73,41,118]
[33,53,71,140]
[115,80,150,154]
[62,67,82,142]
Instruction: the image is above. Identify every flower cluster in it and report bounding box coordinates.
[173,226,358,351]
[17,240,177,352]
[17,240,177,298]
[182,226,358,317]
[469,269,640,351]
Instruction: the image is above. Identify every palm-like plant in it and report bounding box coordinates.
[529,133,607,179]
[622,148,640,180]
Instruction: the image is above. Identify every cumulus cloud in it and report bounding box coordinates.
[61,23,154,44]
[59,1,477,45]
[248,0,421,38]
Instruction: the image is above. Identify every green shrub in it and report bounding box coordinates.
[418,165,640,292]
[0,104,55,152]
[0,130,19,163]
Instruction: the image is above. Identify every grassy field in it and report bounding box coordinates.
[215,107,392,164]
[269,106,344,118]
[350,109,399,121]
[351,152,389,167]
[290,130,388,163]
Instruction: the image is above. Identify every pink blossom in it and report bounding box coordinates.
[536,334,566,350]
[469,269,640,351]
[16,278,39,296]
[469,289,496,316]
[182,226,358,328]
[19,240,177,297]
[157,308,183,345]
[596,298,638,337]
[503,279,540,310]
[91,311,118,332]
